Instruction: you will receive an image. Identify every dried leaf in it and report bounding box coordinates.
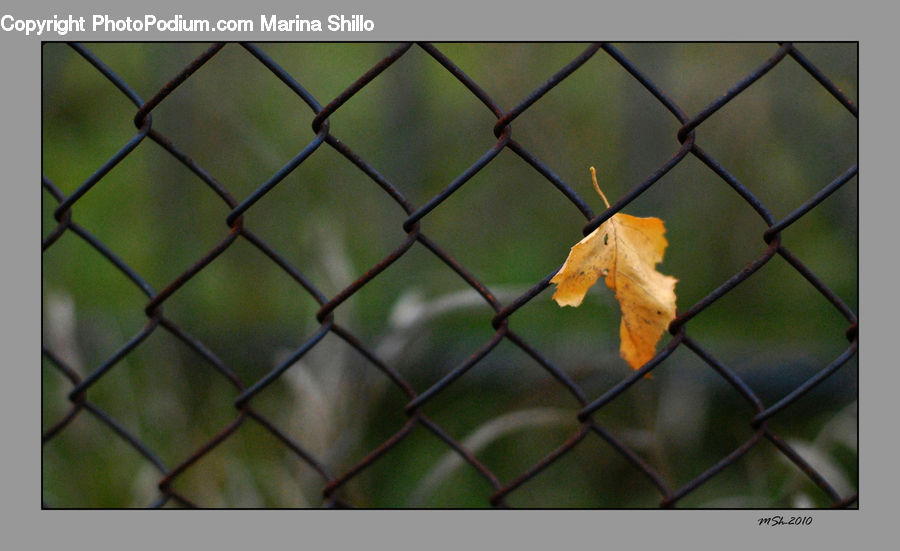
[550,168,677,370]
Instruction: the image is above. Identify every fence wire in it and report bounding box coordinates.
[42,42,858,508]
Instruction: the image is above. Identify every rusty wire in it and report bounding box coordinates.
[42,42,857,508]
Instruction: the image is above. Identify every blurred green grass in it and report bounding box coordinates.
[42,42,857,508]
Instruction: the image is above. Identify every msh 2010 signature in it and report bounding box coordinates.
[758,515,813,527]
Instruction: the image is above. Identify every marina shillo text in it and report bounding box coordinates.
[1,14,375,36]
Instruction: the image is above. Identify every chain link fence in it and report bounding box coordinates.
[42,42,857,508]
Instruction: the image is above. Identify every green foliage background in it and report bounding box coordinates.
[42,42,857,508]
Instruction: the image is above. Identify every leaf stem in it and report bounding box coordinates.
[590,166,611,209]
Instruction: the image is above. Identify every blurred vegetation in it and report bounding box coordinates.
[42,42,857,508]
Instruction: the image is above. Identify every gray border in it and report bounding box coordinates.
[18,0,885,547]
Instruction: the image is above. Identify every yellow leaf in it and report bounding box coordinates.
[550,167,677,370]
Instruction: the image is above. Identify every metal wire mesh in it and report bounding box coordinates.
[42,42,857,508]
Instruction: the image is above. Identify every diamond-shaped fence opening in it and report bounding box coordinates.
[42,42,857,509]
